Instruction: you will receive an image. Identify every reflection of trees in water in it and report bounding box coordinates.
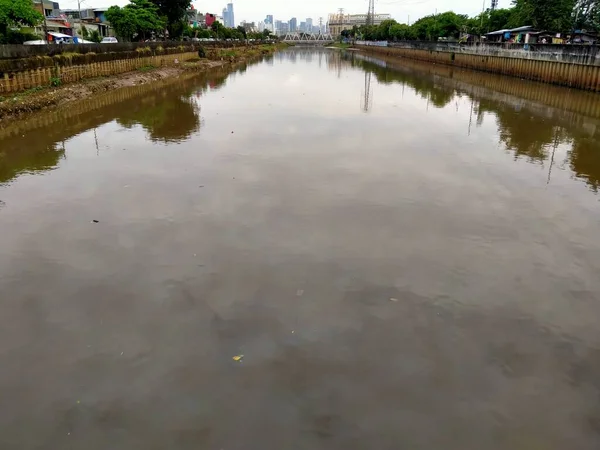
[114,70,240,142]
[0,143,65,184]
[568,133,600,191]
[350,56,454,109]
[480,102,558,162]
[0,68,236,183]
[117,92,201,143]
[353,55,600,192]
[206,70,229,90]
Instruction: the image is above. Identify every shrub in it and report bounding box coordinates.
[0,30,42,44]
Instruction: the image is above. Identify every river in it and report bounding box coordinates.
[1,48,600,449]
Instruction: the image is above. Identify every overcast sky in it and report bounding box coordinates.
[60,0,506,25]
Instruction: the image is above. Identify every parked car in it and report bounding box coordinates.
[101,37,118,44]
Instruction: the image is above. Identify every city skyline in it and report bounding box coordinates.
[72,0,504,29]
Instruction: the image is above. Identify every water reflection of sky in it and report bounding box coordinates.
[1,49,599,195]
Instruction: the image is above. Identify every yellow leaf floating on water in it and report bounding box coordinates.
[232,355,244,362]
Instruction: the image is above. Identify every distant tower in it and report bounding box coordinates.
[319,17,323,34]
[366,0,375,26]
[490,0,498,10]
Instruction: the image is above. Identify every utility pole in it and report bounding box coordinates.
[480,0,486,36]
[42,1,49,43]
[77,0,86,38]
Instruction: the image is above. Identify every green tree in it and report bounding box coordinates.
[376,19,397,40]
[236,25,247,39]
[149,0,191,38]
[0,0,43,38]
[575,0,600,32]
[510,0,576,32]
[106,0,165,41]
[89,30,102,43]
[466,8,514,35]
[389,23,415,40]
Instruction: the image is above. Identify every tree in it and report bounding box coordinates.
[106,0,165,41]
[510,0,576,32]
[149,0,191,38]
[0,0,43,38]
[575,0,600,32]
[236,25,247,39]
[376,19,397,40]
[389,23,415,40]
[89,30,102,43]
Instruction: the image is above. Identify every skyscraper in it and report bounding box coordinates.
[265,15,273,25]
[306,18,313,31]
[222,7,229,27]
[227,3,235,27]
[289,17,297,32]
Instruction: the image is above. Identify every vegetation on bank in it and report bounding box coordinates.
[329,42,352,49]
[344,0,599,42]
[0,0,43,44]
[106,0,190,41]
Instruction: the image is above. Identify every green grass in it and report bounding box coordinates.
[330,42,352,49]
[136,65,156,72]
[219,49,238,58]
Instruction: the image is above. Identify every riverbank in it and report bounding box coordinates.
[356,44,600,92]
[0,44,282,124]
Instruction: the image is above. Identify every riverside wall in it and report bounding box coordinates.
[0,42,265,94]
[356,43,600,92]
[0,51,198,94]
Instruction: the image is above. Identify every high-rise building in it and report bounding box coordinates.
[222,8,228,27]
[275,20,282,33]
[306,18,313,31]
[289,17,297,32]
[226,3,235,27]
[300,21,306,32]
[265,15,273,25]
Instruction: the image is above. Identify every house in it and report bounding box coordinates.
[486,26,539,44]
[60,8,113,38]
[572,30,598,44]
[30,1,74,36]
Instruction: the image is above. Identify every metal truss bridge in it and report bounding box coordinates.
[282,33,335,45]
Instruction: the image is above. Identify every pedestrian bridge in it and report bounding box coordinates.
[282,33,335,45]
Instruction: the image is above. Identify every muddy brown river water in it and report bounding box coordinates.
[1,49,600,449]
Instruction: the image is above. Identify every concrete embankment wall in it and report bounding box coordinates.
[357,45,600,92]
[0,41,263,94]
[0,51,198,94]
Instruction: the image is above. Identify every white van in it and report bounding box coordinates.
[101,37,118,44]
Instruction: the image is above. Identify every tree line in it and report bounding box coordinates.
[106,0,191,41]
[344,0,599,42]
